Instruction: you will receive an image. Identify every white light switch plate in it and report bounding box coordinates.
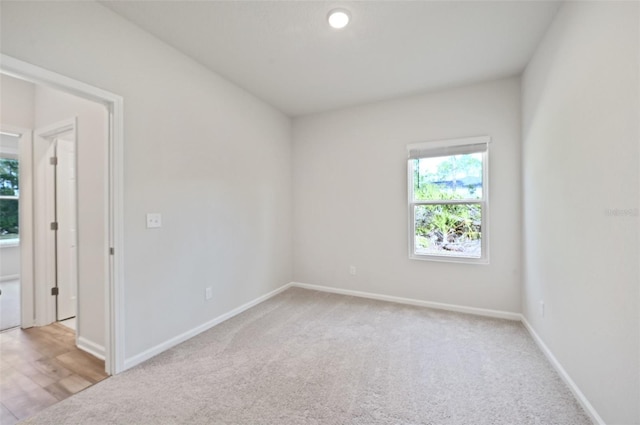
[146,213,162,228]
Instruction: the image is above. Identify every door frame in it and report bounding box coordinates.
[0,54,125,375]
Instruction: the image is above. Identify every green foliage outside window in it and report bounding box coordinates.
[0,158,19,239]
[412,154,483,257]
[414,199,481,251]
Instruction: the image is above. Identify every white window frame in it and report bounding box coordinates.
[407,136,490,264]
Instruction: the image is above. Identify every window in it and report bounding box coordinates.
[0,157,19,242]
[407,136,489,263]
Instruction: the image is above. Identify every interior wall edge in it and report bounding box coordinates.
[291,282,521,321]
[77,336,106,361]
[520,314,605,425]
[122,282,294,371]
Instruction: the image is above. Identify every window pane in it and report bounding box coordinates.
[414,204,481,258]
[0,158,19,239]
[412,153,483,201]
[0,158,19,198]
[0,199,19,239]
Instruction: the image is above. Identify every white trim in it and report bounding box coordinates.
[407,135,490,264]
[0,131,21,138]
[1,54,125,375]
[0,274,20,282]
[77,336,106,361]
[407,135,490,154]
[0,239,20,248]
[107,95,125,375]
[19,126,35,329]
[520,315,605,425]
[123,283,294,371]
[36,121,75,140]
[291,282,521,321]
[1,55,121,107]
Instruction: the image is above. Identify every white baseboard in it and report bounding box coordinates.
[520,315,604,425]
[123,282,294,371]
[293,283,603,423]
[291,282,521,321]
[0,274,20,282]
[78,336,106,361]
[118,279,603,425]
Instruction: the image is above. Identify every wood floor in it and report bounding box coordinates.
[0,323,109,424]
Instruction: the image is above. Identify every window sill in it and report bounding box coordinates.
[0,239,20,248]
[410,253,489,265]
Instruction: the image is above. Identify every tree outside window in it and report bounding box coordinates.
[0,158,19,240]
[408,137,488,262]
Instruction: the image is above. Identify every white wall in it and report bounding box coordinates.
[0,1,292,361]
[0,73,34,129]
[522,2,639,424]
[293,77,522,313]
[0,245,19,279]
[34,85,108,353]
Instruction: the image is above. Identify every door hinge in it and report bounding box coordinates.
[50,222,59,231]
[109,247,114,255]
[50,156,58,165]
[51,287,59,296]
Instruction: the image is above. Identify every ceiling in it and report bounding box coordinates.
[100,1,561,117]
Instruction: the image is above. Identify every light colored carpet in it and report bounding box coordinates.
[21,287,592,424]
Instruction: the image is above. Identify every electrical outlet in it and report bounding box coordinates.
[146,213,162,228]
[539,300,545,318]
[205,287,213,300]
[349,265,356,276]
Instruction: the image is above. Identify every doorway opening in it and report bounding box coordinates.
[35,121,79,329]
[1,81,107,364]
[0,54,124,375]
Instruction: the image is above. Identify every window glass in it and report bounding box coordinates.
[0,158,19,240]
[412,153,483,201]
[414,204,482,258]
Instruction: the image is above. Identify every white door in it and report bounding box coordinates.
[33,119,78,326]
[55,137,77,321]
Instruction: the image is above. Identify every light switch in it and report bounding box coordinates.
[146,213,162,228]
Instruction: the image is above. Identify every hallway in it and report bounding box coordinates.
[0,322,108,424]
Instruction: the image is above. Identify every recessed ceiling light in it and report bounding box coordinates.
[327,9,350,29]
